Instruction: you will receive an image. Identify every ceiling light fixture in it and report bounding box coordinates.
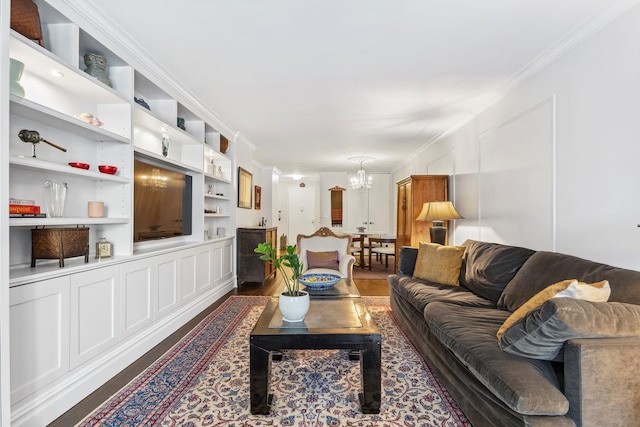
[348,156,374,192]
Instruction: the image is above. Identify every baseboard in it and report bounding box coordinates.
[10,280,235,427]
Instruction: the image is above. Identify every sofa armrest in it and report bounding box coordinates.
[338,253,356,279]
[398,246,418,276]
[564,336,640,426]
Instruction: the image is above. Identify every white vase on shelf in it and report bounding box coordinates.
[10,58,25,97]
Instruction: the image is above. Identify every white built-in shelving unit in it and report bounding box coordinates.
[1,1,237,425]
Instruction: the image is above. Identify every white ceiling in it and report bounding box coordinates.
[83,0,631,177]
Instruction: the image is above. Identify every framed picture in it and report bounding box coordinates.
[238,167,252,209]
[254,185,262,210]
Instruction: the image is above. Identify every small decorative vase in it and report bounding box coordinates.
[84,53,110,86]
[10,58,25,97]
[161,133,170,157]
[279,290,310,322]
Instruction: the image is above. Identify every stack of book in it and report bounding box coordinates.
[9,198,47,218]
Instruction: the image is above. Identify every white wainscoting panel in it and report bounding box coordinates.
[212,244,223,286]
[196,246,213,293]
[120,259,154,338]
[478,98,555,251]
[179,248,197,305]
[156,253,179,318]
[70,266,120,368]
[10,276,70,403]
[222,239,234,281]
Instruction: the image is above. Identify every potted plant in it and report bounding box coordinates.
[254,242,309,322]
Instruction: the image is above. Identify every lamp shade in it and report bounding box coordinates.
[415,201,463,222]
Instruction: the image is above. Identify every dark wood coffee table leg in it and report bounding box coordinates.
[250,342,272,414]
[359,340,382,414]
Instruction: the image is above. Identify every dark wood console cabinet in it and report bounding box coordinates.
[237,227,277,286]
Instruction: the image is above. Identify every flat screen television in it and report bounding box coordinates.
[133,158,193,242]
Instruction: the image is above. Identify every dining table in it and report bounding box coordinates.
[349,230,388,269]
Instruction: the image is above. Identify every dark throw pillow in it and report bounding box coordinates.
[306,250,339,269]
[498,298,640,361]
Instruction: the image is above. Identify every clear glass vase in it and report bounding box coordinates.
[44,180,68,217]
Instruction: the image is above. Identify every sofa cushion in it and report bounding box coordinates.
[397,246,418,276]
[413,242,466,286]
[423,302,569,416]
[497,279,611,340]
[498,251,640,312]
[388,275,495,315]
[499,298,640,361]
[461,240,535,304]
[306,250,339,270]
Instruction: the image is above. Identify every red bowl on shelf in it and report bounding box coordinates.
[98,165,118,175]
[69,162,90,170]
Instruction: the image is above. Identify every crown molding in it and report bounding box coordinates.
[394,0,640,175]
[500,0,640,97]
[54,0,251,146]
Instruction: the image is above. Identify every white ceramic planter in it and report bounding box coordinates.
[279,291,310,322]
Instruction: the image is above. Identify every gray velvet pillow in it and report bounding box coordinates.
[461,240,535,304]
[499,298,640,361]
[498,251,640,311]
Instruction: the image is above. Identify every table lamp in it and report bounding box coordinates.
[415,201,463,245]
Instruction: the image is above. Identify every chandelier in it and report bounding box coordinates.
[349,157,374,191]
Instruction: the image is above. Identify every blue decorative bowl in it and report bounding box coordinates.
[299,273,341,290]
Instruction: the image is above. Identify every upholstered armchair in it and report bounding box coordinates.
[296,227,356,278]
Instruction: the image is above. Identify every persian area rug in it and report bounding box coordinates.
[78,296,470,427]
[352,260,394,280]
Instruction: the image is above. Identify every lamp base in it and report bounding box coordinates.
[429,220,447,245]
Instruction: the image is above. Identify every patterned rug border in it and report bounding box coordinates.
[78,295,469,426]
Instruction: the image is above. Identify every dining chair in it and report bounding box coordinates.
[368,235,396,270]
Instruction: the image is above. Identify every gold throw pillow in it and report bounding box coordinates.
[413,242,466,286]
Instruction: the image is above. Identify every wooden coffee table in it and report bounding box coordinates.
[249,297,381,415]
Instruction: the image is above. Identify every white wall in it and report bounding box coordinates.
[393,4,640,270]
[235,140,262,228]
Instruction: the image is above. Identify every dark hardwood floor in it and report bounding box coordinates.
[48,274,389,426]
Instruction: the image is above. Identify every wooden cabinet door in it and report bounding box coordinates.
[238,229,266,284]
[410,176,448,247]
[264,227,277,277]
[396,180,412,249]
[395,175,449,271]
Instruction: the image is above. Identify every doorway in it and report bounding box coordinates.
[288,186,316,242]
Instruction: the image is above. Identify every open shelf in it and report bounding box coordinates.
[205,194,231,201]
[133,104,203,146]
[10,94,130,144]
[9,217,129,228]
[133,147,203,174]
[10,156,129,183]
[204,172,231,184]
[10,31,129,105]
